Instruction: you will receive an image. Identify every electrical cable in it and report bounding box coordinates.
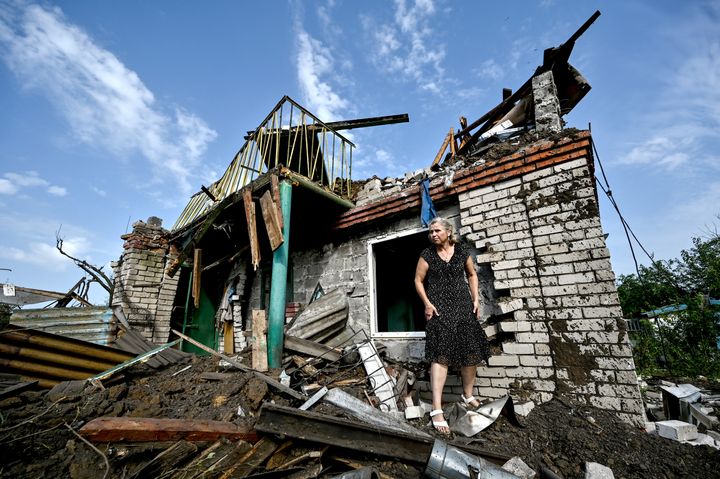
[590,135,685,293]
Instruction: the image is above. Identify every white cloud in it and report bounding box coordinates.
[363,0,446,93]
[47,185,67,196]
[0,178,18,195]
[92,186,107,197]
[2,170,67,196]
[352,145,408,179]
[0,236,90,273]
[474,59,504,81]
[0,4,217,196]
[618,136,691,169]
[4,171,47,187]
[618,4,720,173]
[295,27,349,121]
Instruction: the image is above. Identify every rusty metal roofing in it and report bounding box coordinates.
[0,325,133,388]
[10,307,117,346]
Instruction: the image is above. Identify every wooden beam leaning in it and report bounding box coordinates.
[171,329,306,400]
[431,131,452,167]
[270,175,283,230]
[242,188,261,270]
[192,248,202,309]
[259,191,284,251]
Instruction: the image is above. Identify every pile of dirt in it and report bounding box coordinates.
[1,356,719,478]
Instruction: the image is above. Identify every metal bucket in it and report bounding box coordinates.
[425,439,520,479]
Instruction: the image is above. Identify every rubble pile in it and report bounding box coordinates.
[2,346,720,479]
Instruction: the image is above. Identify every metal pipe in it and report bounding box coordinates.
[267,180,292,368]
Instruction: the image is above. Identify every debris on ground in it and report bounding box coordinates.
[2,342,720,478]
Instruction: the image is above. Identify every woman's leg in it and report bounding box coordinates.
[460,365,481,408]
[430,362,449,433]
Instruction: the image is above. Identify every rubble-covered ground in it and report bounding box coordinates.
[1,355,719,479]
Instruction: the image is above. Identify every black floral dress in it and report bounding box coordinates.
[421,243,490,368]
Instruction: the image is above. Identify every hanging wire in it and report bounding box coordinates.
[590,129,685,292]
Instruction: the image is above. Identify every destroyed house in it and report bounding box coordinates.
[112,11,645,426]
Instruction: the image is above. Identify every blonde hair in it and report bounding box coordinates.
[428,217,458,245]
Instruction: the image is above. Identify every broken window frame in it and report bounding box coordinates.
[367,227,428,339]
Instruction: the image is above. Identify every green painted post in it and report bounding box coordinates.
[267,180,292,368]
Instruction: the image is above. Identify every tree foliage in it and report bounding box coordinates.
[617,235,720,378]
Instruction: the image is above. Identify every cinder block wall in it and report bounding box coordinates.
[112,218,179,344]
[456,156,644,425]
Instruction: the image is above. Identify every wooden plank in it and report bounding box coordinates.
[223,321,234,355]
[256,403,430,463]
[217,436,279,479]
[128,441,198,479]
[256,403,511,466]
[449,127,457,156]
[200,372,235,382]
[270,174,283,230]
[259,190,284,251]
[192,249,202,309]
[243,188,261,270]
[79,417,259,443]
[284,335,341,362]
[431,131,451,167]
[0,380,38,400]
[169,438,252,479]
[251,310,268,372]
[171,329,306,400]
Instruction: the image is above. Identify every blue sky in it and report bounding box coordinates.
[1,0,719,305]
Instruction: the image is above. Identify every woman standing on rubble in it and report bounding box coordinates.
[414,217,490,434]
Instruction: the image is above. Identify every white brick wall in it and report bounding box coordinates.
[454,153,644,425]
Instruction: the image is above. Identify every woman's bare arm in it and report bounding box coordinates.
[415,257,439,320]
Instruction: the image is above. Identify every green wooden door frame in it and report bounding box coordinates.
[181,286,218,355]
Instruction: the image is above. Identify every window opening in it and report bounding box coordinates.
[370,229,429,337]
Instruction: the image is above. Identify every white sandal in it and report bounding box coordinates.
[430,409,450,434]
[461,394,481,409]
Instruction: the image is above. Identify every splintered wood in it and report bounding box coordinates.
[259,190,284,251]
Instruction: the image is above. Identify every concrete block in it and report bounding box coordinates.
[502,456,536,479]
[404,405,425,420]
[513,401,535,417]
[585,462,615,479]
[655,420,698,441]
[498,298,524,314]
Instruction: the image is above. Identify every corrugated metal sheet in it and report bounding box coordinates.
[10,307,117,345]
[113,328,192,368]
[0,325,133,388]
